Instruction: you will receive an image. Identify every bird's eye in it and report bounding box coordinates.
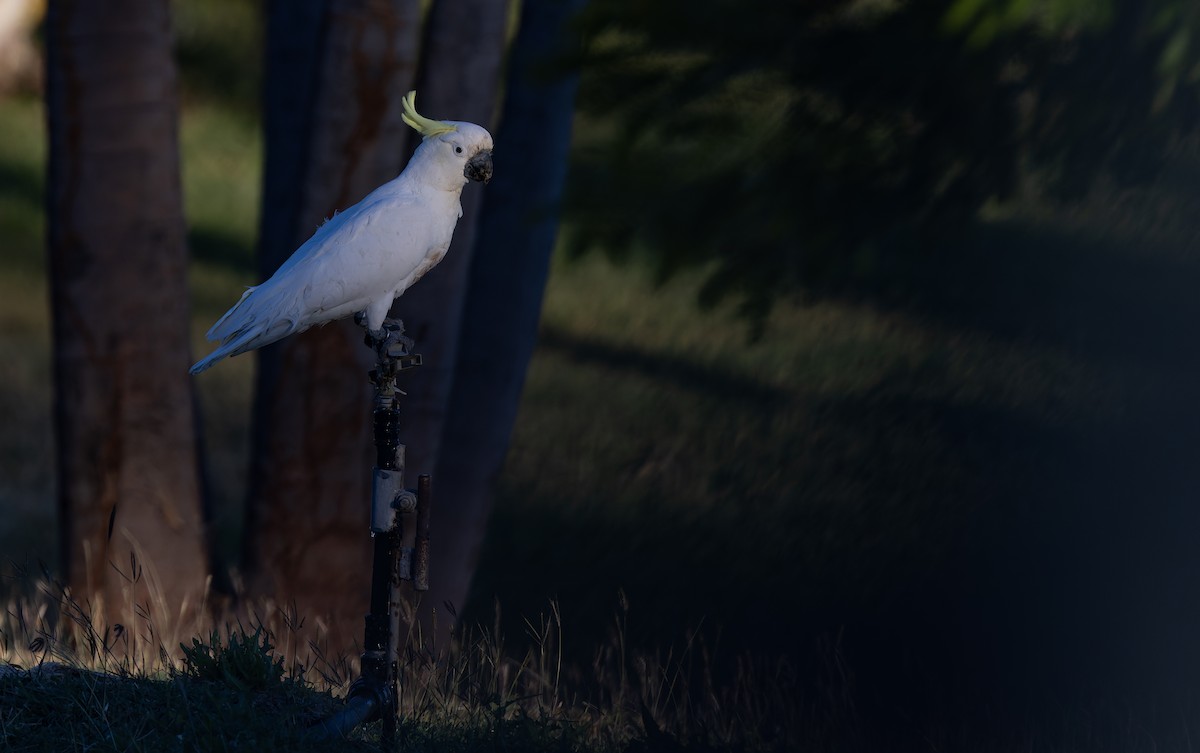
[455,146,463,154]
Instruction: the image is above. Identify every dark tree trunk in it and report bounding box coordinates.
[391,0,511,488]
[45,0,209,625]
[243,0,421,648]
[425,0,588,631]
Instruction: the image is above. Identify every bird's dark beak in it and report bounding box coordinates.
[464,149,493,184]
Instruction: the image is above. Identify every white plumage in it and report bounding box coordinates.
[190,92,493,375]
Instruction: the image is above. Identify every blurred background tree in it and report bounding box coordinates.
[567,0,1200,327]
[244,0,424,651]
[44,0,210,620]
[6,0,1200,745]
[385,0,512,633]
[425,0,589,634]
[240,0,573,645]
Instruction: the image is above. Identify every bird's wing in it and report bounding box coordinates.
[268,188,410,283]
[205,187,448,347]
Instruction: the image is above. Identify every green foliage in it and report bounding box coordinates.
[181,625,285,691]
[567,0,1200,326]
[943,0,1114,45]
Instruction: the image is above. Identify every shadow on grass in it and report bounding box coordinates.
[538,324,789,407]
[473,363,1200,747]
[470,208,1200,747]
[911,218,1200,372]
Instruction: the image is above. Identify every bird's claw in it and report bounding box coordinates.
[364,318,415,357]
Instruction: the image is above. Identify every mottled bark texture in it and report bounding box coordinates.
[45,0,210,625]
[244,0,421,648]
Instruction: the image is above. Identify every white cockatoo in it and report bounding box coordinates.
[190,91,494,374]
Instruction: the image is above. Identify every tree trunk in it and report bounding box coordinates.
[243,0,421,649]
[45,0,209,628]
[424,0,588,631]
[390,0,511,488]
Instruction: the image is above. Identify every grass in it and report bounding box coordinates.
[2,80,1110,655]
[470,246,1127,661]
[6,78,1200,745]
[5,2,1200,747]
[0,577,821,752]
[1,661,348,753]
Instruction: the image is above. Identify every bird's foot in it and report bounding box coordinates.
[363,317,414,357]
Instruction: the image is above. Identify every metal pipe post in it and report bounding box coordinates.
[313,320,425,748]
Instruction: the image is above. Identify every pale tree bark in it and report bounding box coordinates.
[242,0,421,648]
[391,0,511,488]
[424,0,589,631]
[46,0,209,626]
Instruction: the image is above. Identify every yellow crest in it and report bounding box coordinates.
[401,91,457,138]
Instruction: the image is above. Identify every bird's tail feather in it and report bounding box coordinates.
[206,286,257,341]
[192,285,268,374]
[190,324,263,375]
[192,282,309,374]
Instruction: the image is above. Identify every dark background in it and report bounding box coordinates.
[3,0,1200,748]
